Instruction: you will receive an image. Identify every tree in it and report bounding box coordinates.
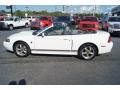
[15,10,25,16]
[0,10,6,13]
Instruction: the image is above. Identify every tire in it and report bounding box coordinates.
[78,44,97,60]
[9,25,14,30]
[13,42,31,57]
[25,23,29,28]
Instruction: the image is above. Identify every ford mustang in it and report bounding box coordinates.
[3,25,113,60]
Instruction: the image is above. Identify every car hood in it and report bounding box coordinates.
[19,30,34,34]
[80,21,98,24]
[8,31,34,39]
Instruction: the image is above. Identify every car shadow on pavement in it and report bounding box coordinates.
[5,50,94,61]
[8,79,27,85]
[31,54,92,61]
[0,29,11,31]
[31,54,76,58]
[6,50,14,53]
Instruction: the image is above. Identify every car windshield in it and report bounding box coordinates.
[37,17,49,20]
[55,16,70,21]
[32,26,49,35]
[108,17,120,22]
[82,17,97,21]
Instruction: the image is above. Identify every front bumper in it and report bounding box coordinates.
[108,28,120,34]
[3,41,13,52]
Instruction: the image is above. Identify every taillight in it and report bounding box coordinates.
[108,36,112,43]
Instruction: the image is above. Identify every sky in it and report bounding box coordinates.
[0,5,116,13]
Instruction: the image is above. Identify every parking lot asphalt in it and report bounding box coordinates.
[0,28,120,85]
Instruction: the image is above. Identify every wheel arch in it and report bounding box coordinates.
[78,42,99,55]
[25,22,28,25]
[9,24,14,27]
[13,40,31,51]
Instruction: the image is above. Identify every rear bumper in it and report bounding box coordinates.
[99,42,113,54]
[80,27,99,31]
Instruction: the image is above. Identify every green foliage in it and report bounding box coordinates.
[78,13,102,18]
[2,9,102,18]
[14,10,25,16]
[0,10,6,13]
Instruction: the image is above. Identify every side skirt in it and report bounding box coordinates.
[31,49,78,55]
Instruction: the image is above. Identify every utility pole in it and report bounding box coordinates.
[63,5,65,12]
[6,5,13,17]
[93,5,96,16]
[10,5,13,17]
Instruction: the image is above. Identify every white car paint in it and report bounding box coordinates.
[107,16,120,33]
[108,22,120,33]
[3,25,113,57]
[0,17,30,28]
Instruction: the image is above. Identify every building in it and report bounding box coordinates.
[111,5,120,16]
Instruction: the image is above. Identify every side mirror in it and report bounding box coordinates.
[41,33,45,37]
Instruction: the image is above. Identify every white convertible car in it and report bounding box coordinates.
[3,25,113,60]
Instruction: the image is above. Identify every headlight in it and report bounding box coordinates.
[5,38,10,42]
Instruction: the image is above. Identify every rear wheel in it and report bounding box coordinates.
[25,23,29,28]
[14,42,31,57]
[78,44,97,60]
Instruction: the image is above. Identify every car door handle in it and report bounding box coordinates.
[63,39,68,40]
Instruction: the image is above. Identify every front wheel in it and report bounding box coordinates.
[78,44,97,60]
[14,42,31,57]
[9,25,14,30]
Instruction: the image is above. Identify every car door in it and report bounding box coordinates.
[14,18,21,27]
[18,18,25,26]
[34,27,72,51]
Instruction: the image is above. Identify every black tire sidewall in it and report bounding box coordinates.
[14,42,31,57]
[78,44,97,60]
